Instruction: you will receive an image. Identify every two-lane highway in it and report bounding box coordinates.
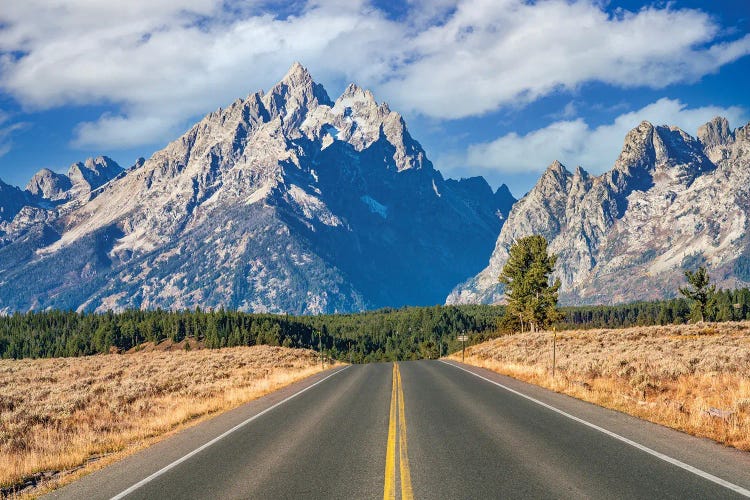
[47,360,750,499]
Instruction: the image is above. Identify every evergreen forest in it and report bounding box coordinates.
[2,287,750,361]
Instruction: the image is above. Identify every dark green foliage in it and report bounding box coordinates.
[555,287,750,329]
[556,298,692,329]
[0,305,505,362]
[679,266,716,322]
[732,248,750,282]
[4,287,750,362]
[499,235,561,332]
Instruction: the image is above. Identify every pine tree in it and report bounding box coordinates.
[679,266,716,322]
[499,235,561,332]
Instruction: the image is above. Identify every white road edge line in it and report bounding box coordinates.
[110,365,351,500]
[439,360,750,498]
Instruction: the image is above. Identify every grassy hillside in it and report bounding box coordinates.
[451,321,750,451]
[0,345,330,495]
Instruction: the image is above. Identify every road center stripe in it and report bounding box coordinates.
[384,363,398,500]
[384,363,414,500]
[440,360,750,498]
[397,363,414,500]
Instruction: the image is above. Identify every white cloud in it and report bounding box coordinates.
[72,113,184,150]
[0,0,747,150]
[380,0,750,119]
[463,98,748,174]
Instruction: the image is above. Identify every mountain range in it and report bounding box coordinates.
[2,63,749,314]
[0,63,513,314]
[448,116,750,305]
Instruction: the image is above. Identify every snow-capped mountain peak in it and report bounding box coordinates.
[0,64,513,315]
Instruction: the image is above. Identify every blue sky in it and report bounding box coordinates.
[0,0,748,197]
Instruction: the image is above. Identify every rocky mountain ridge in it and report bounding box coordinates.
[0,63,513,314]
[448,116,750,305]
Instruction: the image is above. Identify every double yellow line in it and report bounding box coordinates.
[384,363,413,500]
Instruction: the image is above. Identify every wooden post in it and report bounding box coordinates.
[462,331,465,363]
[552,327,557,378]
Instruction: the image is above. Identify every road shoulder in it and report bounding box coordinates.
[441,359,750,492]
[43,366,349,500]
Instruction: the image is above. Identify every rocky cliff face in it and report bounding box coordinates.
[448,117,750,306]
[0,180,31,224]
[24,156,124,204]
[0,63,513,314]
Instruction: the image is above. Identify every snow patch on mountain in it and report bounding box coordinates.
[287,184,343,227]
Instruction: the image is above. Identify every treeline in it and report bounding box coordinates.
[0,305,504,362]
[556,288,750,330]
[4,288,750,361]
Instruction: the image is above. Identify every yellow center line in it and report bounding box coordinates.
[397,363,414,500]
[384,362,414,500]
[384,363,397,500]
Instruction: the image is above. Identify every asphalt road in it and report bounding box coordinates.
[47,360,750,499]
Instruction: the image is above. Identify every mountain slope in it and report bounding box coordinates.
[0,64,513,314]
[0,180,31,224]
[448,117,750,305]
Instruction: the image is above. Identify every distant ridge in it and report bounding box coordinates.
[448,117,750,305]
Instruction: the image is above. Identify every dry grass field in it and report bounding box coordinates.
[450,321,750,450]
[0,344,331,496]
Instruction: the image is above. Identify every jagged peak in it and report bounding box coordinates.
[621,120,655,145]
[619,120,700,157]
[275,62,325,99]
[573,165,590,178]
[495,183,513,199]
[546,160,569,175]
[342,82,362,95]
[26,167,72,200]
[494,183,516,215]
[530,161,572,194]
[68,156,121,177]
[264,63,332,120]
[26,167,68,185]
[637,120,655,131]
[340,82,376,102]
[737,122,750,143]
[614,121,658,168]
[282,61,311,82]
[86,155,119,170]
[697,116,734,148]
[702,115,730,130]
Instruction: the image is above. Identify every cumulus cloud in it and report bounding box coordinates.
[0,0,404,149]
[464,98,748,174]
[380,0,750,118]
[0,0,748,150]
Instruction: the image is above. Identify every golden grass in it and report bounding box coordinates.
[0,344,332,495]
[449,321,750,451]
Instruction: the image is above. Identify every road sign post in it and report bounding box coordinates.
[457,334,469,362]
